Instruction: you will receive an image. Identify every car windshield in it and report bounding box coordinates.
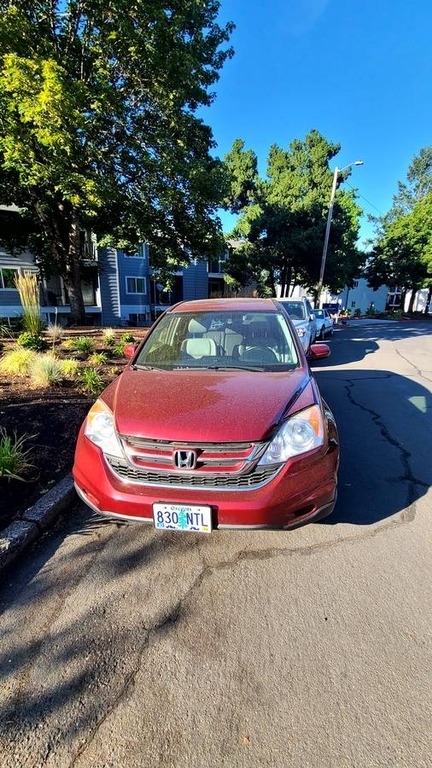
[281,301,306,320]
[134,310,300,370]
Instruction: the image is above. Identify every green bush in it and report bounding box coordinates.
[0,347,37,375]
[0,427,35,481]
[60,358,80,378]
[17,331,48,351]
[69,336,95,355]
[80,367,104,395]
[102,328,116,346]
[88,352,108,366]
[112,342,128,358]
[120,332,136,343]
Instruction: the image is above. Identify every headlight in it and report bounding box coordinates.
[258,405,324,465]
[84,399,124,458]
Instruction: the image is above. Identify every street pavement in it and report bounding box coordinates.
[0,318,431,768]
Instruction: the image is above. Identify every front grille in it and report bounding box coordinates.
[105,455,280,490]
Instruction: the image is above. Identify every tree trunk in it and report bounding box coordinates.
[268,267,276,296]
[407,287,418,313]
[424,286,432,315]
[64,211,86,325]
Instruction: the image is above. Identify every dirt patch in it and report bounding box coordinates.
[0,328,147,531]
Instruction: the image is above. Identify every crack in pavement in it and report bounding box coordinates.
[344,378,428,510]
[68,503,418,767]
[395,348,432,383]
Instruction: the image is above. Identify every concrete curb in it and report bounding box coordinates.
[0,474,76,573]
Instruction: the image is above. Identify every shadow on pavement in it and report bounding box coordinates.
[313,364,431,526]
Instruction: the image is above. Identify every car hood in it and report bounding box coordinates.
[108,367,312,443]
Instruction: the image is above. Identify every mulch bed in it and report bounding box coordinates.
[0,327,148,532]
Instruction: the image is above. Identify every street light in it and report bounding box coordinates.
[317,160,364,305]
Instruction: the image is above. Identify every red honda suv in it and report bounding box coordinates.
[73,298,339,532]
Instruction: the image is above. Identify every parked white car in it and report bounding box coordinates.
[312,308,334,340]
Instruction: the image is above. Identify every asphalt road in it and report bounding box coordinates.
[0,320,431,768]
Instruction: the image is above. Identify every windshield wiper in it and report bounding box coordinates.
[204,364,266,372]
[131,364,164,370]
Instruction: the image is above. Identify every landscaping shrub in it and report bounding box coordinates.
[69,336,95,355]
[14,272,44,336]
[0,347,37,375]
[60,358,80,378]
[120,332,136,344]
[46,323,65,346]
[88,352,108,366]
[29,354,64,388]
[102,328,116,346]
[17,331,49,351]
[0,427,35,481]
[80,367,104,395]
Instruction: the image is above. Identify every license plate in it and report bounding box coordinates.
[153,503,212,533]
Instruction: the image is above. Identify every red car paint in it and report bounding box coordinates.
[73,298,338,530]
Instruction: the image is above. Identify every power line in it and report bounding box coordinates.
[344,180,384,216]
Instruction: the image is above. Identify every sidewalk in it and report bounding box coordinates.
[0,474,75,573]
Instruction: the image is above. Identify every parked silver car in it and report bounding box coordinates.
[277,298,317,353]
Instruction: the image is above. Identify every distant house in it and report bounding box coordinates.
[335,279,388,314]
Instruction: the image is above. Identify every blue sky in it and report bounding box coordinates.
[204,0,432,246]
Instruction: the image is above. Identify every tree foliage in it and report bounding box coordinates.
[222,130,363,301]
[0,1,234,323]
[367,146,432,312]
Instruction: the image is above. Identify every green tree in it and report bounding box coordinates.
[367,192,432,312]
[223,130,363,301]
[367,147,432,312]
[391,145,432,216]
[0,1,234,323]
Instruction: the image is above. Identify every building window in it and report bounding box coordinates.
[149,278,171,305]
[126,276,146,294]
[209,278,225,298]
[208,255,226,274]
[128,313,148,326]
[125,251,144,258]
[0,267,18,289]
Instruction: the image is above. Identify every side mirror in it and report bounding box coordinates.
[308,343,331,360]
[124,343,138,359]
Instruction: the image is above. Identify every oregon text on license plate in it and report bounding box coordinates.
[153,503,212,533]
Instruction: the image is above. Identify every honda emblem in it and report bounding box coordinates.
[174,449,197,470]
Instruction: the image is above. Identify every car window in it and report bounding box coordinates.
[135,311,300,370]
[281,302,306,320]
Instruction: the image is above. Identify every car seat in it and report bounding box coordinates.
[180,337,217,359]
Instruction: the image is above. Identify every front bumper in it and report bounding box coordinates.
[73,433,338,530]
